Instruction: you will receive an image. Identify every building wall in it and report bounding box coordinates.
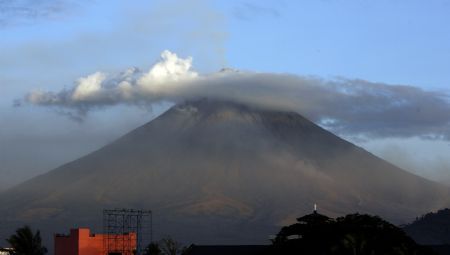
[55,229,79,255]
[78,229,103,255]
[55,228,136,255]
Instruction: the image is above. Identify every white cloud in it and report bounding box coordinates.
[26,50,199,107]
[72,72,107,101]
[138,50,198,91]
[23,50,450,141]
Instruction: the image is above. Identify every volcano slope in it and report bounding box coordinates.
[0,99,449,245]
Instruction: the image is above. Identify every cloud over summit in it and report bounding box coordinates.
[24,50,450,141]
[27,50,198,112]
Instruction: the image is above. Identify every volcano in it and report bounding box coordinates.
[0,99,449,245]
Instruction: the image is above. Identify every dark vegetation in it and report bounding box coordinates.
[4,210,446,255]
[5,226,47,255]
[269,211,436,255]
[144,236,187,255]
[403,208,450,245]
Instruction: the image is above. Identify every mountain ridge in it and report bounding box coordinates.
[1,99,449,246]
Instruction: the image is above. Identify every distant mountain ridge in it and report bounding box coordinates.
[0,99,449,247]
[404,208,450,245]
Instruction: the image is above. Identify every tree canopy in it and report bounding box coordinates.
[6,225,47,255]
[144,237,186,255]
[271,212,436,255]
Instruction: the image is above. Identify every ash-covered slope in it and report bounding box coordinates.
[0,99,449,245]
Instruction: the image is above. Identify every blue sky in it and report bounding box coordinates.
[225,0,450,88]
[1,0,450,188]
[3,0,450,90]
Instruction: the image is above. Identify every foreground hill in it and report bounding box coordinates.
[404,208,450,245]
[0,99,449,246]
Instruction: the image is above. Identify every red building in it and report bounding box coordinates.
[55,228,136,255]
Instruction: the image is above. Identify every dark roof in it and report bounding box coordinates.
[184,245,269,255]
[296,211,332,224]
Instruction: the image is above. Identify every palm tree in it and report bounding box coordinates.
[6,225,47,255]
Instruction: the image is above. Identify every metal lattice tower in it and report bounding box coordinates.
[103,208,152,255]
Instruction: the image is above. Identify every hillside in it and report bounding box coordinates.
[1,99,449,246]
[404,208,450,245]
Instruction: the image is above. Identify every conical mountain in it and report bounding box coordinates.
[1,99,449,245]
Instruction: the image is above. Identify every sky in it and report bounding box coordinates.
[1,0,450,189]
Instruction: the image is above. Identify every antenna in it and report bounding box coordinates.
[314,203,317,213]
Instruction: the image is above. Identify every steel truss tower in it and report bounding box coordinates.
[103,208,152,255]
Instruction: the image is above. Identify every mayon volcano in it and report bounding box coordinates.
[1,99,449,245]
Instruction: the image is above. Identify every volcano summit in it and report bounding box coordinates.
[0,99,449,245]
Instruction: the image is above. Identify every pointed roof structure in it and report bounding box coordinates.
[296,205,333,225]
